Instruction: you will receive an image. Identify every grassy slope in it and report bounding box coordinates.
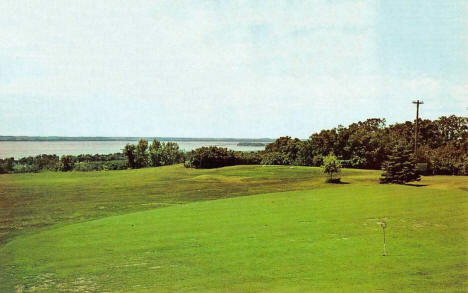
[0,165,377,244]
[0,166,467,292]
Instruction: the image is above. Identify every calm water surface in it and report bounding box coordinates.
[0,141,266,159]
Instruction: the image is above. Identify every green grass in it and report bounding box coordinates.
[0,165,377,244]
[0,165,467,292]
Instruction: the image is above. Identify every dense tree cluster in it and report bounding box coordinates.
[261,115,467,176]
[260,152,291,165]
[123,139,185,169]
[184,146,260,169]
[0,153,127,173]
[1,115,465,176]
[0,157,15,174]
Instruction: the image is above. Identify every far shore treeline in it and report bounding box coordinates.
[0,136,274,142]
[0,115,466,176]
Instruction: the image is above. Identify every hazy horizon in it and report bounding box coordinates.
[1,1,467,138]
[0,136,275,140]
[0,111,464,140]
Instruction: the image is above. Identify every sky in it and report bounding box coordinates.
[0,0,467,138]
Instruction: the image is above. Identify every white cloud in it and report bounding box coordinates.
[0,0,465,137]
[0,1,376,92]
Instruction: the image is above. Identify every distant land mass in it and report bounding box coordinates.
[0,136,274,142]
[237,142,266,146]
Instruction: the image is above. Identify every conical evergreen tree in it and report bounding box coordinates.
[380,143,420,184]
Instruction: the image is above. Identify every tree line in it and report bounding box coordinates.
[1,115,466,176]
[263,115,466,175]
[0,153,128,173]
[123,139,185,168]
[183,115,467,176]
[121,141,261,169]
[0,139,186,174]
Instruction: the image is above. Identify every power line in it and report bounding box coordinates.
[412,100,424,155]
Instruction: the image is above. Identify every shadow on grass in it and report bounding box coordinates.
[325,179,350,184]
[404,183,428,187]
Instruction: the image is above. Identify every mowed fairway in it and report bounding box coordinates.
[0,166,467,292]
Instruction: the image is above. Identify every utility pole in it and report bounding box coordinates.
[412,100,424,155]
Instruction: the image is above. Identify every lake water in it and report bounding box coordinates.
[0,141,267,159]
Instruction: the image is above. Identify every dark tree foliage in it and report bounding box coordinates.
[60,155,74,172]
[125,139,184,169]
[160,142,184,166]
[76,153,125,162]
[303,118,388,169]
[387,115,468,151]
[148,139,185,167]
[20,154,59,171]
[5,157,14,172]
[182,115,466,173]
[435,115,468,146]
[260,152,291,165]
[3,152,129,173]
[296,140,315,166]
[135,139,149,168]
[148,139,163,167]
[232,151,262,165]
[124,144,137,168]
[185,147,260,169]
[0,157,15,174]
[73,160,127,171]
[380,143,421,184]
[264,136,303,164]
[5,154,59,173]
[186,146,236,169]
[426,141,467,175]
[3,116,466,175]
[297,115,467,175]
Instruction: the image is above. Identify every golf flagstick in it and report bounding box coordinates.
[377,221,387,256]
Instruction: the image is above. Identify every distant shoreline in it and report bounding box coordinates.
[237,142,266,146]
[0,136,274,142]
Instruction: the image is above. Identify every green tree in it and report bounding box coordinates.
[60,155,74,172]
[160,142,183,166]
[427,142,466,175]
[322,154,341,183]
[149,140,184,167]
[135,139,149,168]
[265,136,302,164]
[186,146,235,169]
[297,140,315,166]
[380,143,420,184]
[6,157,14,172]
[0,157,15,173]
[149,139,163,167]
[261,152,291,165]
[124,144,137,168]
[435,115,468,146]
